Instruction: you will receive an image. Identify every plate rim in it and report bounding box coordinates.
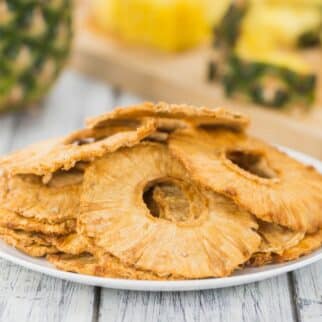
[0,243,321,291]
[0,146,321,291]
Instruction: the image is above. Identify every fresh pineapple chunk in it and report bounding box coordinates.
[209,0,320,108]
[236,48,312,75]
[237,2,321,52]
[262,0,322,6]
[91,0,230,52]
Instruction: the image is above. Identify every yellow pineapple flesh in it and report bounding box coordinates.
[91,0,230,51]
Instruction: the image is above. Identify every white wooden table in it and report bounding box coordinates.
[0,70,321,322]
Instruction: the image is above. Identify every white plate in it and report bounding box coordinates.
[0,147,321,292]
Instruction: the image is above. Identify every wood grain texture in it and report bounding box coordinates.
[99,275,295,322]
[292,263,322,322]
[0,259,96,322]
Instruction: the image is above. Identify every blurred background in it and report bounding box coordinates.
[0,0,321,158]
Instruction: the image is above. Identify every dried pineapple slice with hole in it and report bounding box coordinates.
[80,142,260,279]
[168,128,322,233]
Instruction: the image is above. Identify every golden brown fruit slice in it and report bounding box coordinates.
[51,233,93,255]
[249,228,322,266]
[0,209,75,235]
[248,221,305,266]
[257,221,305,255]
[276,229,322,262]
[0,170,82,224]
[47,253,173,280]
[0,227,58,257]
[0,227,94,258]
[86,102,249,132]
[168,128,322,232]
[0,118,156,176]
[80,143,260,279]
[48,234,175,279]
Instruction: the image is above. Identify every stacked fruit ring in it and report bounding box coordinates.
[0,102,321,279]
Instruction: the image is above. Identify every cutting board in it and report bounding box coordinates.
[70,22,322,159]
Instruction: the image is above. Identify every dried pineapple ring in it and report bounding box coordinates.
[248,221,305,266]
[0,170,82,224]
[86,102,249,132]
[0,118,156,176]
[0,208,75,235]
[0,225,92,258]
[276,228,322,262]
[48,235,170,279]
[80,143,260,279]
[168,128,322,232]
[51,233,93,256]
[257,222,305,255]
[47,253,171,280]
[0,227,58,257]
[250,228,322,266]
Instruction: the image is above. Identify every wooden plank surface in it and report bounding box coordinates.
[70,26,322,160]
[0,260,96,322]
[0,70,113,322]
[99,275,295,322]
[0,69,321,322]
[292,264,322,322]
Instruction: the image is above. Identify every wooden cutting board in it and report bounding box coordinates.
[70,23,322,159]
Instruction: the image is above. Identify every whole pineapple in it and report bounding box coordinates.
[0,0,72,112]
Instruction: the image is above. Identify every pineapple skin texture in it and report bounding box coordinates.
[91,0,229,52]
[0,0,72,112]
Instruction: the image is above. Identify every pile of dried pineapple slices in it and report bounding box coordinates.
[0,102,321,280]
